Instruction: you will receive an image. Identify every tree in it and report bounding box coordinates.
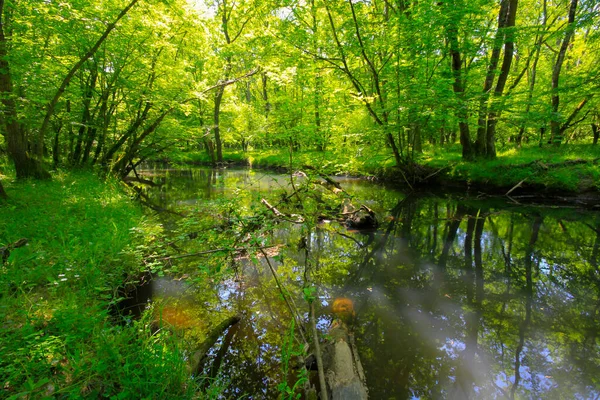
[209,0,260,163]
[321,0,403,165]
[35,0,140,160]
[475,0,519,158]
[0,0,50,178]
[0,178,6,198]
[549,0,579,145]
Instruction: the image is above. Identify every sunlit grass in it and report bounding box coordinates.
[0,170,199,398]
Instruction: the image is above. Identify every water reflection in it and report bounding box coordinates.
[135,166,600,399]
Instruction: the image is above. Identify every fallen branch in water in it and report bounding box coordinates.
[261,198,305,223]
[301,165,349,196]
[422,165,451,182]
[334,231,365,248]
[397,167,414,191]
[155,244,284,261]
[506,178,527,197]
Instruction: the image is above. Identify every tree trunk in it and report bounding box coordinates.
[261,72,270,115]
[516,1,547,147]
[0,179,6,199]
[484,0,519,158]
[475,0,510,157]
[101,101,152,167]
[205,138,216,166]
[325,2,402,166]
[592,123,599,145]
[550,0,578,145]
[72,67,99,164]
[475,0,519,159]
[82,87,112,165]
[213,85,225,163]
[311,0,324,152]
[446,8,473,160]
[0,0,50,179]
[112,108,172,177]
[52,122,61,168]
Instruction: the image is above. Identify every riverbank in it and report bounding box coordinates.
[0,172,196,398]
[164,144,600,198]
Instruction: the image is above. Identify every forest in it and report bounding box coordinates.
[1,0,599,398]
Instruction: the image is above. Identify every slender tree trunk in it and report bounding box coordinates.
[517,2,547,147]
[324,2,402,165]
[213,85,225,163]
[261,72,270,116]
[91,97,116,166]
[0,179,6,199]
[550,0,578,145]
[446,9,473,160]
[0,0,50,179]
[485,0,519,158]
[310,0,324,152]
[82,84,113,164]
[52,122,62,168]
[476,0,510,156]
[112,108,172,176]
[592,123,599,145]
[72,67,98,164]
[101,102,152,167]
[476,0,518,158]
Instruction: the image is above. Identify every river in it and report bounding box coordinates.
[126,166,600,399]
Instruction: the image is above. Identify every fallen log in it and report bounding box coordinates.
[323,319,368,400]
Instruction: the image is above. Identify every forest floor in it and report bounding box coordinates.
[165,143,600,197]
[0,172,197,398]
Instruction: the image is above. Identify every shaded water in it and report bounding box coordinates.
[130,166,600,399]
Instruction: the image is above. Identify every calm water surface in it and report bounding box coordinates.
[134,166,600,399]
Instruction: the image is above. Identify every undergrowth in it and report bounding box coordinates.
[0,171,209,398]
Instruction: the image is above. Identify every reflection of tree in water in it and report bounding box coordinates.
[328,197,600,399]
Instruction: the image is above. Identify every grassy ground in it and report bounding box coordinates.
[165,143,600,193]
[423,144,600,192]
[0,171,200,399]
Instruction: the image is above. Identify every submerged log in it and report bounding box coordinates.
[323,319,368,400]
[190,314,241,375]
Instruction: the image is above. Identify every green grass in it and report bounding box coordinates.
[419,144,600,191]
[0,171,201,399]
